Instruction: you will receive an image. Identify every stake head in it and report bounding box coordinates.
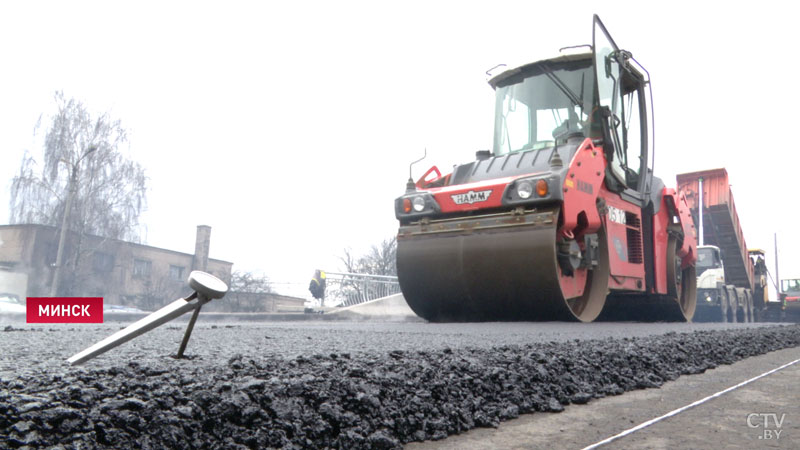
[188,271,228,300]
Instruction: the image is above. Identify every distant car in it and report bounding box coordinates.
[103,304,147,313]
[0,293,26,313]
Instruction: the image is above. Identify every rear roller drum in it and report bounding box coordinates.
[666,236,696,321]
[601,235,697,322]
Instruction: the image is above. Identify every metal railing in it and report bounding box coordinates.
[324,272,400,307]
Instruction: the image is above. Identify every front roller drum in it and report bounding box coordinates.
[396,207,609,322]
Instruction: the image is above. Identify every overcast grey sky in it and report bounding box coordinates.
[1,1,798,299]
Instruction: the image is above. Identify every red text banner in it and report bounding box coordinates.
[26,297,104,323]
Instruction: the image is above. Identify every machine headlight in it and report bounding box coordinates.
[412,196,426,212]
[517,181,533,199]
[396,193,439,219]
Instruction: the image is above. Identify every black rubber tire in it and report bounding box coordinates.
[727,287,738,323]
[720,287,729,323]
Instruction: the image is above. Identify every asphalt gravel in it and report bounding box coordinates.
[1,321,798,449]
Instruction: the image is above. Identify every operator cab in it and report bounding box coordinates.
[487,16,653,205]
[781,279,800,296]
[488,50,595,155]
[696,245,723,276]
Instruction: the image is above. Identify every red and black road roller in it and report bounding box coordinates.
[394,16,697,322]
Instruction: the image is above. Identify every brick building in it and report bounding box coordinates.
[0,224,232,310]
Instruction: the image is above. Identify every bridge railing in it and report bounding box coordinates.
[323,272,400,307]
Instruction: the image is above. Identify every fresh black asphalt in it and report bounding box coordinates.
[1,321,797,449]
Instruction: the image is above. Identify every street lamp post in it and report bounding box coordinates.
[50,146,97,296]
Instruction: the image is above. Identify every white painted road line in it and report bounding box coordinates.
[582,356,800,450]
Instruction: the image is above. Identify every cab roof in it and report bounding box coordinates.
[487,46,592,89]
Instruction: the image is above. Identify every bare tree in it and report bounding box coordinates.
[363,236,397,276]
[217,270,274,312]
[339,236,397,276]
[135,274,183,312]
[333,236,398,305]
[11,91,147,240]
[9,92,147,295]
[338,247,359,274]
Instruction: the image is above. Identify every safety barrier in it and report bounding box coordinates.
[323,272,400,307]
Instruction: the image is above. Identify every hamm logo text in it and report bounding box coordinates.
[451,190,492,205]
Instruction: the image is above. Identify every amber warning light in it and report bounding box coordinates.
[536,179,549,197]
[26,297,103,323]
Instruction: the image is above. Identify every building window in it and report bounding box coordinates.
[133,259,152,278]
[169,265,185,281]
[93,252,115,273]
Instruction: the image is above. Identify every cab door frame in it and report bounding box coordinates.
[593,14,652,291]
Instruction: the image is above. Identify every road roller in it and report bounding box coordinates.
[394,16,697,322]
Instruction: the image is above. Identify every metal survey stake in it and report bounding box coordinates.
[67,271,228,365]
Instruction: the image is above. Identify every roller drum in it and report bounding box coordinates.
[397,207,587,322]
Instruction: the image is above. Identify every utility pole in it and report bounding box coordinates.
[50,146,96,296]
[774,233,780,294]
[698,177,704,246]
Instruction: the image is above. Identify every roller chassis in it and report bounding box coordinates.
[397,138,697,322]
